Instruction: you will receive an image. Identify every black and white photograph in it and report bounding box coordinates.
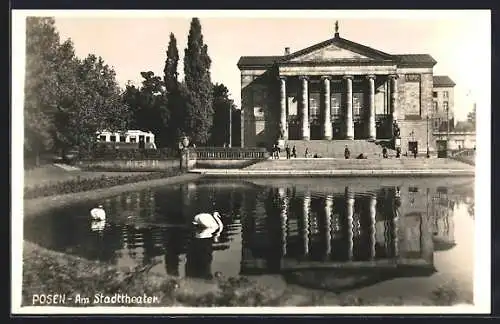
[11,9,490,314]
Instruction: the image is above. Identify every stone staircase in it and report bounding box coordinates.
[284,140,394,158]
[244,157,475,171]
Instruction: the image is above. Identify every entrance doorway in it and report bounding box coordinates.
[408,141,418,154]
[354,121,366,139]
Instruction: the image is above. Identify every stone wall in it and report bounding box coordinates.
[396,71,433,119]
[78,159,179,171]
[241,69,280,148]
[433,131,476,151]
[398,120,433,154]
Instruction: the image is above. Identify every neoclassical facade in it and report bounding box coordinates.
[237,25,455,154]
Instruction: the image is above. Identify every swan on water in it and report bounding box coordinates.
[192,211,223,230]
[90,205,106,221]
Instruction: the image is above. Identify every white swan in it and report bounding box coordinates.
[90,205,106,221]
[192,211,223,231]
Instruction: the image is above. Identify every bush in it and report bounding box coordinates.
[24,169,183,199]
[79,147,181,161]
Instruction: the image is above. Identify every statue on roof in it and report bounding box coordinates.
[335,20,339,36]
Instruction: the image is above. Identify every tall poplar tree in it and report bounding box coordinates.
[183,18,213,144]
[163,33,183,145]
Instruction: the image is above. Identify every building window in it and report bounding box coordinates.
[110,135,116,142]
[145,136,150,143]
[433,101,438,112]
[330,94,341,118]
[120,135,126,142]
[434,119,440,130]
[433,91,438,98]
[130,136,137,143]
[353,93,364,116]
[443,91,449,99]
[443,101,449,112]
[99,135,106,142]
[309,95,320,119]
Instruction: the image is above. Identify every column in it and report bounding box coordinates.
[322,76,333,140]
[344,75,354,140]
[279,76,288,140]
[390,75,398,123]
[278,187,288,257]
[367,75,376,140]
[302,192,311,257]
[300,76,310,140]
[369,193,377,260]
[346,187,354,260]
[324,195,333,258]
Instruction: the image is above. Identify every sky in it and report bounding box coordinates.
[26,10,492,121]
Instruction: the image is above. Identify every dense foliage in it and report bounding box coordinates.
[25,17,129,165]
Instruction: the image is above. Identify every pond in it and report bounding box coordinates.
[24,177,475,302]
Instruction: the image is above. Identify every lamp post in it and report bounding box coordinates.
[426,115,430,158]
[228,104,232,148]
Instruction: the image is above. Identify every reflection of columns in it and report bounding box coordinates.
[302,192,311,256]
[390,75,398,123]
[322,76,332,140]
[278,188,288,256]
[324,195,333,257]
[367,75,376,140]
[344,75,354,140]
[300,76,310,140]
[346,187,354,260]
[279,76,288,140]
[393,191,401,257]
[369,193,377,260]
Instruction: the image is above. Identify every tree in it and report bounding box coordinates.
[24,17,61,164]
[68,54,130,150]
[183,18,214,144]
[467,104,476,129]
[163,33,183,146]
[164,33,179,93]
[24,17,131,162]
[122,72,170,147]
[210,83,236,146]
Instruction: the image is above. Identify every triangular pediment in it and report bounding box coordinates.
[284,37,394,63]
[289,43,372,62]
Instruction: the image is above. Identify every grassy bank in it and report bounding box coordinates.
[23,173,201,219]
[21,241,471,308]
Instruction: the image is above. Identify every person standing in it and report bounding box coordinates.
[285,144,291,159]
[292,145,297,158]
[304,147,309,158]
[382,147,388,158]
[344,145,350,159]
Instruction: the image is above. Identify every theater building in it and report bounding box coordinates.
[237,23,456,155]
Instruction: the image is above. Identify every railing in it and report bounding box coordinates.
[452,149,475,157]
[194,147,269,160]
[450,148,475,166]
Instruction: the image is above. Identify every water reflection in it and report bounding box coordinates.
[24,178,474,289]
